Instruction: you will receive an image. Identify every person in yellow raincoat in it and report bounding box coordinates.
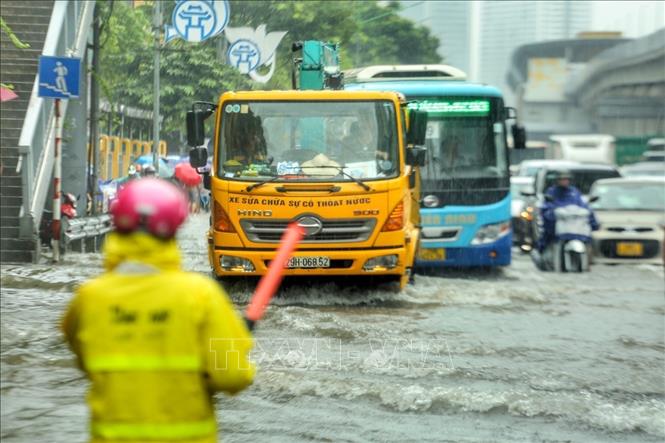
[62,178,255,443]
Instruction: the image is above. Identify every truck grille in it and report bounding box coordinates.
[241,218,376,243]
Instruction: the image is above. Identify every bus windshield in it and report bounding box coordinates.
[410,97,508,181]
[218,100,399,181]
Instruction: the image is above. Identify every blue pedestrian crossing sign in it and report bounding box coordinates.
[38,56,81,99]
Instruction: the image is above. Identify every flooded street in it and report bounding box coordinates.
[1,213,663,442]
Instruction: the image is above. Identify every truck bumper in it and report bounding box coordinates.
[210,246,409,277]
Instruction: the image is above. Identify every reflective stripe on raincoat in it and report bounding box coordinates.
[62,232,255,443]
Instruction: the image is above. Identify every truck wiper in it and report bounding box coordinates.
[246,174,281,192]
[299,165,372,191]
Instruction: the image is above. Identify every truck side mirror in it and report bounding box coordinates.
[512,124,527,150]
[407,109,428,146]
[406,146,427,167]
[202,171,211,190]
[186,110,206,147]
[189,147,208,168]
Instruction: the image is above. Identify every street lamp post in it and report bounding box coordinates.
[152,1,161,175]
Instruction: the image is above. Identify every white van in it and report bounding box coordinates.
[548,134,616,165]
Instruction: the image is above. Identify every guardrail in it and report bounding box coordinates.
[62,215,113,253]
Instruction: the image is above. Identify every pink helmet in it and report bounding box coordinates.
[111,178,188,238]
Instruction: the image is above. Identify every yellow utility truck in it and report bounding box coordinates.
[187,42,427,288]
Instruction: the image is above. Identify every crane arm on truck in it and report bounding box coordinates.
[291,40,344,90]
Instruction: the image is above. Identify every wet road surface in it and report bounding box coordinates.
[1,213,664,442]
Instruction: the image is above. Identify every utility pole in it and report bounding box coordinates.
[152,0,161,174]
[89,3,100,214]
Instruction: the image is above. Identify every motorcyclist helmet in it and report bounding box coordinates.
[63,192,77,208]
[142,164,156,177]
[554,169,573,180]
[111,178,188,239]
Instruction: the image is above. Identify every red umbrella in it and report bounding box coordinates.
[174,162,202,186]
[0,87,18,102]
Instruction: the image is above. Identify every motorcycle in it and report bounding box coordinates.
[39,193,78,246]
[532,196,593,273]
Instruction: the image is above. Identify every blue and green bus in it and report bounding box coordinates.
[345,65,512,267]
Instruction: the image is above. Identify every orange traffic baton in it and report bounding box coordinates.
[245,222,304,330]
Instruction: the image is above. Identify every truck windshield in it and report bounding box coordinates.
[218,100,399,182]
[410,97,508,181]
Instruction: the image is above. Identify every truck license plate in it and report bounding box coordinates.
[286,256,330,268]
[418,248,446,261]
[616,242,643,257]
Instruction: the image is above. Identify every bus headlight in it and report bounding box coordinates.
[220,255,255,272]
[471,221,511,245]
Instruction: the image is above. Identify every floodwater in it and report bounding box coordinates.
[1,214,664,442]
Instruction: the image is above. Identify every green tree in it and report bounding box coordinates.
[98,1,252,138]
[228,1,441,88]
[97,1,441,139]
[349,1,441,66]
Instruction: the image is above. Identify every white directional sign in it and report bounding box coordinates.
[164,0,229,43]
[225,25,287,83]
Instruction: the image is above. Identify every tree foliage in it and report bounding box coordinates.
[97,0,441,138]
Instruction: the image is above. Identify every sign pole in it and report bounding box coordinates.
[52,98,62,262]
[152,0,161,175]
[37,55,81,262]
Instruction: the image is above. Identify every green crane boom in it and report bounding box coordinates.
[291,40,343,90]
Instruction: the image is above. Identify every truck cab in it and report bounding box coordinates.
[188,89,426,289]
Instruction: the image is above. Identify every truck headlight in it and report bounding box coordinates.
[363,254,398,271]
[471,221,511,245]
[220,255,255,272]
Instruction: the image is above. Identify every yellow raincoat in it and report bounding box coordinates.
[62,232,255,443]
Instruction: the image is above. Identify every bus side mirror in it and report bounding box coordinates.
[505,107,518,120]
[186,110,207,147]
[189,147,208,168]
[406,146,427,167]
[512,124,527,150]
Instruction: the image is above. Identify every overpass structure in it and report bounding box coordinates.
[506,29,664,143]
[564,29,665,137]
[506,35,630,142]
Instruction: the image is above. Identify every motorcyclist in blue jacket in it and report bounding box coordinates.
[537,169,599,252]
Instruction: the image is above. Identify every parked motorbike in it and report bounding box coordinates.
[532,197,593,273]
[39,193,78,246]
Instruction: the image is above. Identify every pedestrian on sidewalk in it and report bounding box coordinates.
[61,178,255,443]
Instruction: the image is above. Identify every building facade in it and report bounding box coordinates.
[479,1,592,105]
[399,1,473,75]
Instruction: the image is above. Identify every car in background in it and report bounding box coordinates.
[589,177,665,264]
[620,161,665,177]
[641,137,665,162]
[522,163,622,252]
[549,134,616,164]
[515,159,578,178]
[510,176,535,246]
